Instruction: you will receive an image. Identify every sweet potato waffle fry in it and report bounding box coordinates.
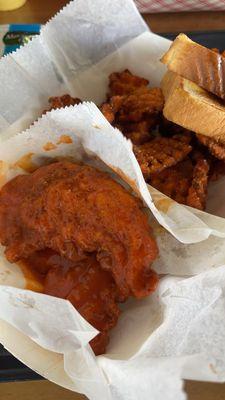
[108,69,149,96]
[186,159,209,210]
[101,70,164,145]
[134,136,192,179]
[197,134,225,161]
[48,94,81,111]
[150,156,209,210]
[116,87,164,123]
[150,159,193,205]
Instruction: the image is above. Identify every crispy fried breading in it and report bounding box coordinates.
[197,134,225,161]
[48,94,81,111]
[0,161,159,354]
[186,159,209,210]
[117,87,164,123]
[134,136,192,179]
[108,69,149,97]
[0,161,158,301]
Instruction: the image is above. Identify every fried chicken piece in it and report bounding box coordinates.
[134,136,192,179]
[48,94,81,111]
[197,134,225,161]
[108,69,149,97]
[23,248,119,355]
[0,161,158,301]
[117,87,164,123]
[186,159,209,210]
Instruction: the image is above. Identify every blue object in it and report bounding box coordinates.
[3,24,41,55]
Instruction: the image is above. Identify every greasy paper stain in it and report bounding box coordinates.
[154,197,173,214]
[14,153,38,173]
[209,363,217,375]
[150,217,166,237]
[111,166,139,194]
[56,155,77,163]
[43,142,57,151]
[57,135,73,145]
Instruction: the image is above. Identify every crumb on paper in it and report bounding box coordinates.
[209,363,217,374]
[92,124,101,129]
[14,153,37,173]
[57,135,73,145]
[154,197,174,214]
[43,142,57,152]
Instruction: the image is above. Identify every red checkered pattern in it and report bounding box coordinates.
[135,0,225,12]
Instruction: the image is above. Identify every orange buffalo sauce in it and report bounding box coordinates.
[19,249,119,355]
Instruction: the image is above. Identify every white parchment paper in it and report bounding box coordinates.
[0,103,224,400]
[0,1,225,399]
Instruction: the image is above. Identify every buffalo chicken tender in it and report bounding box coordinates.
[24,249,119,355]
[0,161,158,355]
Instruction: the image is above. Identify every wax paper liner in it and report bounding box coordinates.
[0,103,224,400]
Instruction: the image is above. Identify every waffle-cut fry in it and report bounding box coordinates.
[149,156,209,211]
[115,119,157,145]
[117,87,164,123]
[186,159,209,210]
[44,70,225,211]
[149,159,193,204]
[48,94,81,111]
[108,69,149,97]
[197,134,225,161]
[100,96,124,124]
[134,136,192,179]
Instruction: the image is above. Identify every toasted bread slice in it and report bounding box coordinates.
[161,33,225,100]
[161,70,225,142]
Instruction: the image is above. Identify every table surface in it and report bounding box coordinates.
[0,1,225,399]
